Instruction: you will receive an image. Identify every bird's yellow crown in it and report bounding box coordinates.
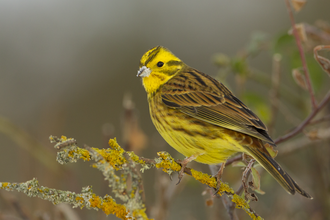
[137,46,185,95]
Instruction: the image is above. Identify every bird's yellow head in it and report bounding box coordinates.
[137,46,185,95]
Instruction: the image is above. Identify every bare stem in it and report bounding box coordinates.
[284,0,317,109]
[221,195,239,220]
[275,91,330,144]
[309,114,330,126]
[279,127,330,155]
[225,154,243,166]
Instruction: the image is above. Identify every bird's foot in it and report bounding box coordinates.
[213,162,226,195]
[176,155,198,185]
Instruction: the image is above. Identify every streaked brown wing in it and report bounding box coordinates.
[161,67,275,145]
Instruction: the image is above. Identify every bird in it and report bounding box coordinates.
[136,45,312,199]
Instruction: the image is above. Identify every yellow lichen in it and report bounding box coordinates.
[190,169,235,196]
[90,195,102,208]
[77,148,91,161]
[66,148,90,161]
[67,150,73,157]
[80,139,128,170]
[1,182,8,188]
[75,197,84,204]
[130,188,135,198]
[99,195,129,219]
[108,138,122,151]
[191,169,216,187]
[232,194,250,209]
[88,194,152,219]
[49,135,261,219]
[155,152,181,172]
[127,151,146,165]
[94,148,126,170]
[232,194,262,219]
[133,208,151,220]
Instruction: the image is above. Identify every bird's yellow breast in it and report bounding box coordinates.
[148,93,246,164]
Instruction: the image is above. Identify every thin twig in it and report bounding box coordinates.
[225,154,243,166]
[235,184,244,196]
[221,195,239,220]
[209,164,239,220]
[140,157,193,176]
[285,0,317,109]
[279,127,330,155]
[153,172,187,220]
[242,159,257,201]
[275,91,330,144]
[278,101,302,125]
[309,114,330,126]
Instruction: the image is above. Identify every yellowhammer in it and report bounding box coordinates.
[137,46,312,199]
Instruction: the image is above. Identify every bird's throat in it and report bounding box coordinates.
[142,73,169,95]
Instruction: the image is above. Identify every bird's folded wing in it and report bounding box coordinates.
[161,70,275,145]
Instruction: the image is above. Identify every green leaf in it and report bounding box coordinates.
[272,33,294,54]
[232,161,246,167]
[253,188,265,195]
[307,54,326,92]
[231,57,248,76]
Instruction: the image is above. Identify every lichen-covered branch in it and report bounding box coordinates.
[0,135,262,220]
[0,179,141,219]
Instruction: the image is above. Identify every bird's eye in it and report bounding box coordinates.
[157,61,164,67]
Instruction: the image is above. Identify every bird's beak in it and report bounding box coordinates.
[137,66,151,78]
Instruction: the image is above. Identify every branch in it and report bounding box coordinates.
[309,114,330,126]
[226,154,243,166]
[0,136,262,220]
[284,0,317,109]
[221,195,239,220]
[0,179,137,220]
[275,91,330,144]
[279,127,330,155]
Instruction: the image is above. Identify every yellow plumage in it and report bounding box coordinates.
[137,46,312,199]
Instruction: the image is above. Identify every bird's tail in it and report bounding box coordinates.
[243,143,312,199]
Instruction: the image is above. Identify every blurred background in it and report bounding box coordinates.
[0,0,329,219]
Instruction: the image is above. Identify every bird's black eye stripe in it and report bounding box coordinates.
[157,61,164,67]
